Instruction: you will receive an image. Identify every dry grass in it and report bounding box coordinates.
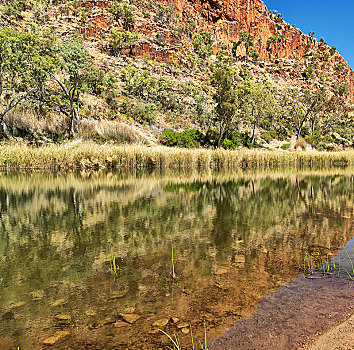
[0,141,353,169]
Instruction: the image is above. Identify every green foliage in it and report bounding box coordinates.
[308,31,315,38]
[186,19,196,34]
[156,3,175,25]
[332,82,348,97]
[249,48,259,61]
[110,28,138,56]
[193,30,214,59]
[330,46,336,55]
[120,100,157,124]
[161,129,203,148]
[111,2,135,29]
[84,66,117,96]
[0,27,56,124]
[237,31,254,60]
[303,64,314,79]
[58,39,88,78]
[222,132,253,149]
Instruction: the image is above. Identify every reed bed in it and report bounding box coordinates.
[0,141,353,169]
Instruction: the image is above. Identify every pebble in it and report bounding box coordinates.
[119,313,141,324]
[85,310,97,316]
[181,327,190,334]
[10,301,26,309]
[113,321,128,328]
[177,322,189,329]
[152,318,169,327]
[43,331,70,345]
[30,290,45,300]
[55,314,71,322]
[111,290,128,299]
[52,299,66,307]
[102,317,115,325]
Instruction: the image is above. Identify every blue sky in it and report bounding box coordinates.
[264,0,354,68]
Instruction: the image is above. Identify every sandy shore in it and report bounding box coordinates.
[208,275,354,350]
[304,313,354,350]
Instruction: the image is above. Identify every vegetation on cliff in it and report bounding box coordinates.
[0,0,353,155]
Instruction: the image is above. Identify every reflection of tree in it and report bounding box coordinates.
[0,170,352,308]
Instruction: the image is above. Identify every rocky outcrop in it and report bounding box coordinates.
[77,0,353,95]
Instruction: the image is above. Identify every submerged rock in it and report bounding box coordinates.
[55,314,71,323]
[43,331,70,345]
[177,322,189,329]
[51,299,66,307]
[181,327,190,334]
[30,290,45,300]
[113,321,128,328]
[171,317,179,324]
[119,313,141,324]
[152,318,169,327]
[111,290,128,299]
[10,301,26,309]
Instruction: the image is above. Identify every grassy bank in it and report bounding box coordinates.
[0,141,353,169]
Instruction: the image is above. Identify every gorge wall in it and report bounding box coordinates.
[79,0,354,96]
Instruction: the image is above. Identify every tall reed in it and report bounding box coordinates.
[0,141,353,169]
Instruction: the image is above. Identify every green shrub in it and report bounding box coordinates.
[229,131,253,148]
[160,128,203,148]
[221,139,235,149]
[120,101,157,124]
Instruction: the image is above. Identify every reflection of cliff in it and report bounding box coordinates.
[0,169,353,349]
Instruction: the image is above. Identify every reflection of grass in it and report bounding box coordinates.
[300,248,354,280]
[109,246,119,277]
[159,321,208,350]
[171,238,176,282]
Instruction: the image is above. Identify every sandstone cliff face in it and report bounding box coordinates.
[77,0,353,96]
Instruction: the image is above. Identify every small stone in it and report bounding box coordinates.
[177,322,189,329]
[10,301,26,309]
[102,317,115,325]
[52,299,66,307]
[55,314,71,322]
[111,290,128,299]
[30,290,45,300]
[113,321,128,328]
[152,318,169,327]
[85,310,97,316]
[171,317,179,324]
[119,313,140,324]
[43,331,70,345]
[181,327,190,334]
[182,289,192,295]
[214,268,228,275]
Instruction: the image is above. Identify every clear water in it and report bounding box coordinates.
[0,167,353,349]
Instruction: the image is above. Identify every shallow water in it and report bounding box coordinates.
[0,167,353,349]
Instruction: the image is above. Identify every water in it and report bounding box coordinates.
[0,167,353,349]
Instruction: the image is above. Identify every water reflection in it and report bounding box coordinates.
[0,167,353,349]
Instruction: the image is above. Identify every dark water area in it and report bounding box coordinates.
[0,167,353,349]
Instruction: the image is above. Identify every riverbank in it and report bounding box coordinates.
[0,141,353,169]
[305,314,354,350]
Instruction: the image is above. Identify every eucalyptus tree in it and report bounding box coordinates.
[47,39,89,136]
[0,27,55,135]
[285,87,327,140]
[237,81,277,144]
[212,67,240,147]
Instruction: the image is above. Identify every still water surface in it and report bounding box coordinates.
[0,167,353,349]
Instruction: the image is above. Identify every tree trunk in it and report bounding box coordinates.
[251,121,256,144]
